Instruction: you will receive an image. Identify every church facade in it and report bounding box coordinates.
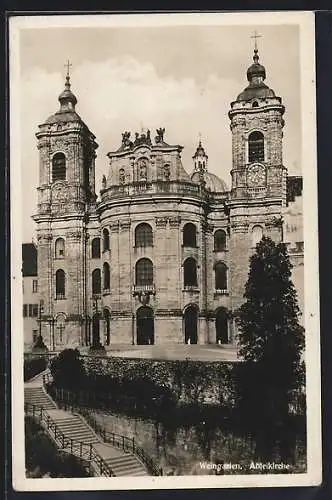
[32,47,304,350]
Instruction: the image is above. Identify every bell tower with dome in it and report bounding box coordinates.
[228,45,286,202]
[33,65,100,349]
[227,42,287,316]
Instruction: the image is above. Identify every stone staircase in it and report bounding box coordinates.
[24,386,57,410]
[46,410,100,445]
[24,383,149,476]
[101,453,149,477]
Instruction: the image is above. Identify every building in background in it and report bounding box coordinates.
[22,243,39,349]
[31,46,304,350]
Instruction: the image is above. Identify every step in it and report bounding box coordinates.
[56,428,97,438]
[110,465,147,476]
[53,436,98,446]
[109,461,146,472]
[25,393,50,398]
[127,470,149,476]
[58,432,98,441]
[26,398,54,402]
[110,466,148,476]
[26,402,56,408]
[57,426,96,434]
[54,421,87,428]
[56,437,98,445]
[104,455,139,466]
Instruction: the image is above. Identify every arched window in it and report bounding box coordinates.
[135,223,153,247]
[135,258,153,286]
[252,225,263,247]
[183,258,198,287]
[183,223,197,247]
[52,152,66,182]
[55,269,65,299]
[214,230,227,252]
[103,262,110,290]
[215,262,227,291]
[252,101,259,108]
[248,131,264,163]
[55,238,65,258]
[92,269,101,295]
[91,238,101,259]
[102,228,110,252]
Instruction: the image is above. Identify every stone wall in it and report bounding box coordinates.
[89,409,256,475]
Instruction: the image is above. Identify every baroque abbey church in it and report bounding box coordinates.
[31,46,304,350]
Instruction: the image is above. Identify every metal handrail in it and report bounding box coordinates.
[24,403,115,477]
[45,386,163,476]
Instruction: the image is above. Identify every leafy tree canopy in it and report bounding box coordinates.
[50,348,86,389]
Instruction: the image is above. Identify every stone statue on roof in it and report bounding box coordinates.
[155,127,165,144]
[121,131,133,149]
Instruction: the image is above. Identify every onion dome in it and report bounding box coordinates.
[44,72,82,125]
[58,73,77,111]
[237,48,276,101]
[247,48,266,81]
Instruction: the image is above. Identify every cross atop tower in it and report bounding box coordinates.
[64,59,72,78]
[251,30,262,51]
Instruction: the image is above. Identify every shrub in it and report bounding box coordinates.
[50,349,86,389]
[25,417,89,478]
[24,357,47,381]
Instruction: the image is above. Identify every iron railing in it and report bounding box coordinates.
[45,385,163,476]
[24,403,115,477]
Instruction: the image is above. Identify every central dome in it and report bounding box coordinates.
[191,171,228,193]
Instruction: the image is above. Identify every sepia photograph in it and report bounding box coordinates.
[10,11,321,490]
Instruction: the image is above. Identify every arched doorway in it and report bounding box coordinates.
[136,307,154,345]
[184,305,198,344]
[92,313,101,347]
[215,308,229,344]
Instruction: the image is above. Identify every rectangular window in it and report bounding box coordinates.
[32,304,39,317]
[23,304,27,317]
[32,279,38,293]
[32,330,38,343]
[28,304,33,317]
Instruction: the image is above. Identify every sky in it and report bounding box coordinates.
[17,21,301,242]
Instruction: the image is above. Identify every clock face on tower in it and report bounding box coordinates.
[247,163,266,187]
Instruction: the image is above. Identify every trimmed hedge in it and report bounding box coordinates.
[83,356,237,406]
[49,351,238,422]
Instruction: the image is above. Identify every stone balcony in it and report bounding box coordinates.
[132,284,156,295]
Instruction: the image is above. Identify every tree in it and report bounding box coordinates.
[50,348,86,390]
[236,237,305,460]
